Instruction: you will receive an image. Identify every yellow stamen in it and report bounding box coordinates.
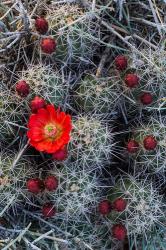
[44,124,57,138]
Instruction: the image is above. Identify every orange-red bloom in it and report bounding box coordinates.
[27,105,72,153]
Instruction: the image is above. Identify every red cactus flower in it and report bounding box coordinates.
[27,178,44,194]
[44,176,58,191]
[30,96,46,113]
[98,200,112,215]
[16,80,30,97]
[143,135,157,151]
[41,38,56,54]
[115,55,127,71]
[52,146,68,161]
[124,74,139,88]
[112,224,127,240]
[42,203,56,217]
[140,92,153,105]
[127,140,139,153]
[113,198,127,212]
[35,17,48,34]
[27,104,72,153]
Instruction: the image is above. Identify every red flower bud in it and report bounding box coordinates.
[41,38,56,54]
[143,135,157,151]
[44,176,58,191]
[42,203,56,217]
[35,17,48,34]
[27,178,44,194]
[30,96,46,113]
[112,224,127,240]
[140,92,153,105]
[113,198,127,212]
[115,55,127,71]
[16,80,30,97]
[98,200,112,215]
[126,140,139,153]
[52,146,68,161]
[124,74,139,88]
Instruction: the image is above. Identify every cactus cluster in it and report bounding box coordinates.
[131,49,166,112]
[69,114,115,168]
[108,175,166,248]
[73,74,119,117]
[0,151,34,212]
[127,115,166,175]
[0,1,166,250]
[115,49,166,115]
[47,162,102,217]
[17,64,68,107]
[0,86,24,142]
[46,3,99,65]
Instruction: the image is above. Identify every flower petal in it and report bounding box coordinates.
[27,104,72,153]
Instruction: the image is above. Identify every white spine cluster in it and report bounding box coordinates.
[18,64,69,107]
[73,74,119,117]
[130,115,166,175]
[46,3,100,65]
[109,175,165,241]
[47,162,102,218]
[122,48,166,113]
[0,151,34,213]
[0,87,23,141]
[69,114,115,169]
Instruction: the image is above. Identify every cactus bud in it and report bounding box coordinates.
[98,200,112,215]
[143,135,157,151]
[16,80,30,97]
[27,178,44,194]
[41,38,56,54]
[35,17,48,34]
[115,55,127,71]
[52,147,68,161]
[112,224,127,240]
[42,203,56,217]
[44,176,58,191]
[113,198,127,212]
[140,92,153,105]
[125,74,139,88]
[127,140,139,153]
[30,96,46,113]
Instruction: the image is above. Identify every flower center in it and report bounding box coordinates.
[44,124,57,138]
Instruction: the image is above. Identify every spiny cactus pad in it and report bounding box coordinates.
[0,1,166,249]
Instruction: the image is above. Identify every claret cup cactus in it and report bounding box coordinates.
[126,115,166,174]
[73,74,119,117]
[69,114,115,168]
[108,175,165,245]
[0,1,166,249]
